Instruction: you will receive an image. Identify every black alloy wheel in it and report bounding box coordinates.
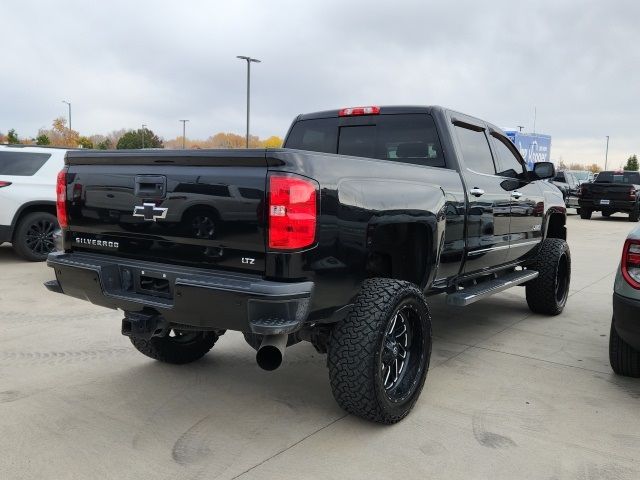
[25,218,56,256]
[13,211,59,262]
[380,303,424,402]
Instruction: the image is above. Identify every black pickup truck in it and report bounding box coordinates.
[578,170,640,221]
[46,106,569,424]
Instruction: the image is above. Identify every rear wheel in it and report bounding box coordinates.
[525,239,571,315]
[610,321,640,377]
[130,329,219,364]
[328,278,432,424]
[13,211,58,261]
[629,205,639,222]
[580,208,592,220]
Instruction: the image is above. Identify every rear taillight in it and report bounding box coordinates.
[56,169,68,229]
[0,181,11,188]
[338,106,380,117]
[630,187,636,200]
[268,174,318,250]
[621,239,640,289]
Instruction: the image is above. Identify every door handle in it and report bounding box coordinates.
[135,175,167,198]
[470,187,485,197]
[512,191,523,199]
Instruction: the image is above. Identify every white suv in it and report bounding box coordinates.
[0,145,67,261]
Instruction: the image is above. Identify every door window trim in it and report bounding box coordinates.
[489,131,526,177]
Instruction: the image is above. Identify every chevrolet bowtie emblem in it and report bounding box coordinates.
[133,203,168,222]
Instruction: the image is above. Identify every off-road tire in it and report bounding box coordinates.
[629,206,639,222]
[609,321,640,377]
[13,211,58,261]
[130,330,219,364]
[525,239,571,315]
[327,278,432,424]
[580,208,592,220]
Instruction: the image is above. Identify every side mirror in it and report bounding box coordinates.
[500,178,521,191]
[533,162,555,180]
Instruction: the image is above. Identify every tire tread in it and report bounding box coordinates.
[525,238,571,315]
[610,323,640,377]
[327,278,431,424]
[130,332,218,364]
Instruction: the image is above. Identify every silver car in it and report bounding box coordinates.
[611,225,640,376]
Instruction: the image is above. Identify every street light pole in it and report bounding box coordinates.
[62,100,72,131]
[141,124,147,149]
[179,119,189,149]
[605,135,610,170]
[236,55,261,148]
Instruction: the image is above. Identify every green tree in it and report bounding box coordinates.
[7,129,19,144]
[96,139,112,150]
[116,128,163,149]
[36,133,51,145]
[78,136,94,149]
[624,154,638,171]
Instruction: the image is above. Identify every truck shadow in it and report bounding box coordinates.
[589,215,633,222]
[0,245,22,264]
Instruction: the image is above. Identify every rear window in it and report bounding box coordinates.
[0,151,51,176]
[596,171,640,184]
[285,114,446,167]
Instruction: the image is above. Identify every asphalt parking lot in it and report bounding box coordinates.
[1,213,639,480]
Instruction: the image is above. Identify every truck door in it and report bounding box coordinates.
[453,121,511,273]
[489,132,544,263]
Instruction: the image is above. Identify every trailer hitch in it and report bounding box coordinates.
[121,311,169,340]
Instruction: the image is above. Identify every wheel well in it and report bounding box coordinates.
[546,213,566,240]
[11,203,57,240]
[365,223,430,286]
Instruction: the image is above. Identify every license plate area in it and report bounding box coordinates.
[117,266,174,300]
[600,199,611,205]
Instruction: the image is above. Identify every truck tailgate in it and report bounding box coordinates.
[585,182,634,201]
[64,150,268,274]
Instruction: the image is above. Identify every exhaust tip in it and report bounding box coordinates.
[255,334,288,371]
[256,345,283,371]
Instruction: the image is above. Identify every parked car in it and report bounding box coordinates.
[0,145,67,260]
[45,105,569,424]
[552,170,581,212]
[578,170,640,221]
[610,226,640,377]
[568,169,594,184]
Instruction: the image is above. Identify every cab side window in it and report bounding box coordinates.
[454,125,496,175]
[490,134,525,179]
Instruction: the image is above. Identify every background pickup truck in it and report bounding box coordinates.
[578,170,640,221]
[46,105,570,424]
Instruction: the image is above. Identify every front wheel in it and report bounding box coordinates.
[525,239,571,315]
[130,329,219,364]
[328,279,432,424]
